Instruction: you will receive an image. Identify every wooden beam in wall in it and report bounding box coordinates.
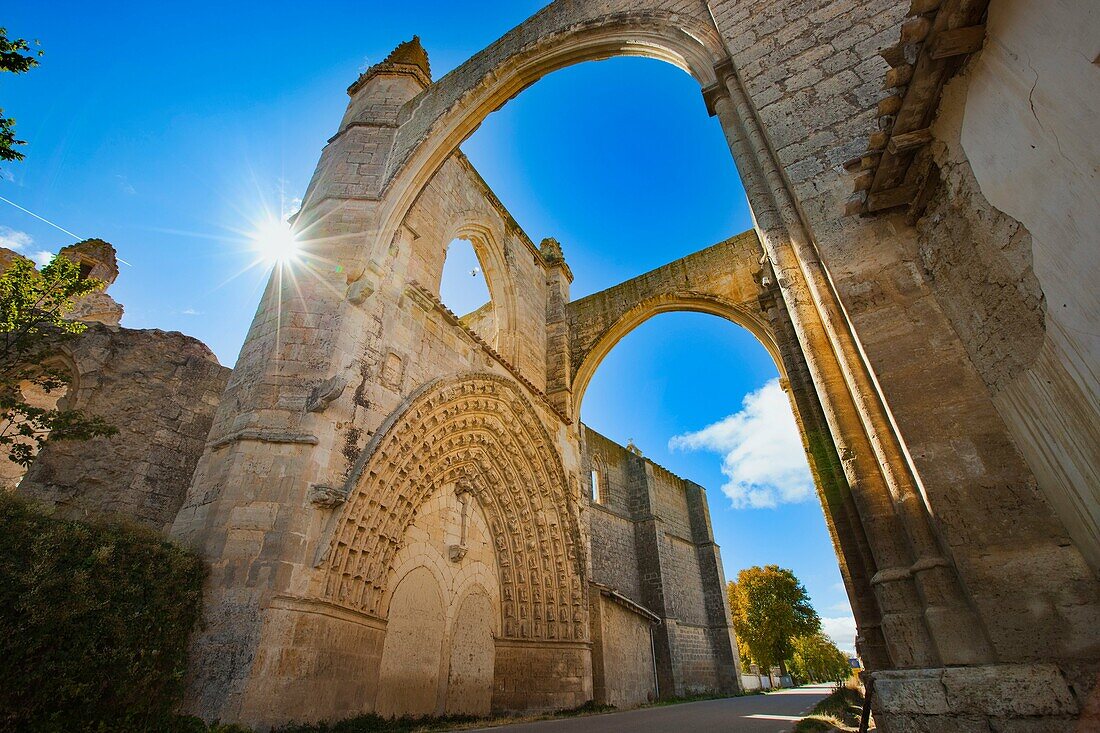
[844,0,991,216]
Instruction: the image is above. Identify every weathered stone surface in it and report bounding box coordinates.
[56,239,125,326]
[583,425,740,698]
[942,665,1078,718]
[874,664,1084,732]
[18,324,229,529]
[874,669,950,715]
[589,589,659,707]
[9,2,1100,731]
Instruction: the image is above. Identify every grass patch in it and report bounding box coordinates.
[274,702,616,733]
[792,682,866,732]
[272,694,762,733]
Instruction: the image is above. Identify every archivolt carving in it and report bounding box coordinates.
[323,373,587,641]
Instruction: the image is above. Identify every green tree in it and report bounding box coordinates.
[727,565,820,674]
[0,255,115,466]
[727,579,755,666]
[1,26,42,163]
[787,631,852,684]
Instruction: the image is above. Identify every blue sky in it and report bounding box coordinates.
[2,2,855,652]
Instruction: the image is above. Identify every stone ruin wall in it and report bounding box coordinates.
[923,0,1100,576]
[2,141,742,721]
[398,150,552,389]
[2,242,230,531]
[19,325,229,530]
[8,2,1100,730]
[582,425,739,697]
[712,0,1098,702]
[164,60,744,717]
[137,139,594,723]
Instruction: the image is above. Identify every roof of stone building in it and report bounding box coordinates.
[348,35,433,95]
[383,36,431,79]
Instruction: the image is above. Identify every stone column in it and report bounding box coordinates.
[542,237,574,420]
[708,64,993,669]
[626,453,681,697]
[760,280,891,670]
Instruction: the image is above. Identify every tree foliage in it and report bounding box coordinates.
[787,631,852,684]
[0,255,115,466]
[727,565,820,672]
[0,493,207,732]
[1,26,42,163]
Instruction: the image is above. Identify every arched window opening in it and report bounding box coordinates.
[591,468,602,505]
[439,237,496,348]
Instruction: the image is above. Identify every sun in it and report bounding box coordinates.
[251,217,300,265]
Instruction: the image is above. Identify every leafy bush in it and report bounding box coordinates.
[0,493,206,732]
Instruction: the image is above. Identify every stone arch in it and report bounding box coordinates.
[333,11,958,675]
[437,218,519,356]
[323,373,587,642]
[563,240,893,671]
[564,232,777,411]
[571,291,782,413]
[365,8,727,264]
[375,565,447,717]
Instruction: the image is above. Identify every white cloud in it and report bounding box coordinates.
[822,615,858,656]
[1,170,15,183]
[0,225,34,252]
[669,378,814,509]
[181,308,201,316]
[32,250,55,267]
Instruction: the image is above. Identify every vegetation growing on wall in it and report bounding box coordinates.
[0,254,116,467]
[0,493,206,732]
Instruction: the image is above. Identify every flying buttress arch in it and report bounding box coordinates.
[570,291,784,414]
[367,8,727,264]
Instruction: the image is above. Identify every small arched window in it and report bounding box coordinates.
[439,237,496,348]
[591,468,603,505]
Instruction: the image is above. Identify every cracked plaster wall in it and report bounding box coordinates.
[926,0,1100,572]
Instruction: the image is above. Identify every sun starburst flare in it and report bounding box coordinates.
[250,217,301,266]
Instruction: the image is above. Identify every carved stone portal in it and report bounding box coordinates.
[322,374,588,642]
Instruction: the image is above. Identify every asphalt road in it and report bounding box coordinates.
[467,684,835,733]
